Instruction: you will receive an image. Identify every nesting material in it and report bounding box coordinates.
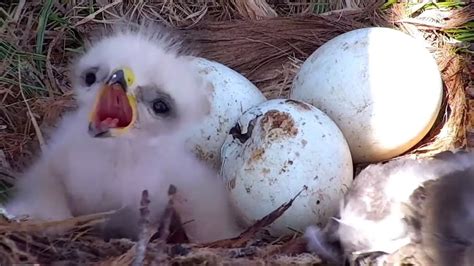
[0,1,472,265]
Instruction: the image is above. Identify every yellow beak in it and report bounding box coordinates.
[88,67,138,137]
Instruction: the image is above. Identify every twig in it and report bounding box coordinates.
[17,57,45,151]
[201,185,308,248]
[395,18,445,29]
[74,0,123,27]
[320,8,362,17]
[155,186,175,242]
[133,190,151,266]
[12,0,26,23]
[152,184,189,244]
[46,29,65,95]
[0,210,115,233]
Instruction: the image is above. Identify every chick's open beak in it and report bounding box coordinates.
[88,68,137,137]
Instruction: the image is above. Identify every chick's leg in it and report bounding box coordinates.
[5,161,73,221]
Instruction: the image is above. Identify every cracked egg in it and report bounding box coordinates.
[220,99,353,236]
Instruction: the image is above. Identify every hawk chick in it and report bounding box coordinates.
[5,25,241,243]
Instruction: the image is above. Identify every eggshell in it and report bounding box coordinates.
[185,57,266,169]
[220,99,353,236]
[291,27,443,163]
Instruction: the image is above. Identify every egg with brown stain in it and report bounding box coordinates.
[220,99,353,236]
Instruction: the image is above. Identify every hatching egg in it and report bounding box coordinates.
[185,57,266,169]
[221,99,353,236]
[291,27,443,163]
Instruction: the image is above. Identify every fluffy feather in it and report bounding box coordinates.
[305,150,474,265]
[418,161,474,266]
[5,24,241,243]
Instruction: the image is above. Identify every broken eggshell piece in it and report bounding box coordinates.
[220,99,353,236]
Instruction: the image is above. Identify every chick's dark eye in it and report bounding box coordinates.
[152,99,170,114]
[84,72,96,86]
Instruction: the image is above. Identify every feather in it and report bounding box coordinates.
[306,150,474,265]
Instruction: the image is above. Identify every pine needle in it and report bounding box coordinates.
[17,56,45,152]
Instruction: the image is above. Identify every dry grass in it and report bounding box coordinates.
[0,0,473,264]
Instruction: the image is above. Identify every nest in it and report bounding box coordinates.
[0,0,473,265]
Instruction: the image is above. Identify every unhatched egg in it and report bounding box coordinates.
[291,27,443,163]
[185,57,266,169]
[221,99,353,236]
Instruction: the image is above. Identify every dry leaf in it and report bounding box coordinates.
[200,186,307,248]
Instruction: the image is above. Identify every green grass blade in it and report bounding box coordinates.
[35,0,54,69]
[0,77,47,92]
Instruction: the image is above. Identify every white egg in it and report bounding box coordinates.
[221,99,353,236]
[291,27,443,163]
[185,57,266,169]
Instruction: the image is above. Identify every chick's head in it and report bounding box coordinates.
[72,27,210,139]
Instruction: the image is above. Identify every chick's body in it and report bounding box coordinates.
[6,26,240,243]
[306,150,474,265]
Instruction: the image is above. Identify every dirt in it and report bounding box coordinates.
[260,110,298,139]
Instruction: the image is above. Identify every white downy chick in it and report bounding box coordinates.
[5,24,241,243]
[305,150,474,265]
